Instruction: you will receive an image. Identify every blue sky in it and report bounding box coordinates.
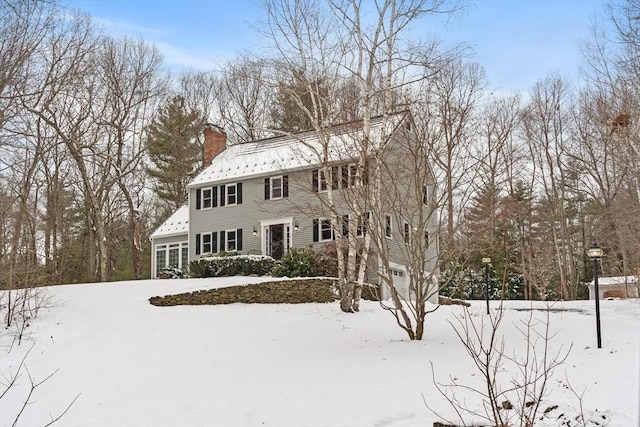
[62,0,605,93]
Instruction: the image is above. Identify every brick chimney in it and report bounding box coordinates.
[203,123,227,167]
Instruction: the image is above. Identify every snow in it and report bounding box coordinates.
[1,278,638,427]
[188,113,405,188]
[149,204,189,239]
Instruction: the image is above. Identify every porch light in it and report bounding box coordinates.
[294,221,299,231]
[253,226,257,236]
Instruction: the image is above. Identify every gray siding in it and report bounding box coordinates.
[186,124,437,293]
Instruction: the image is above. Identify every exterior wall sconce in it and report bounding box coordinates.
[253,226,258,236]
[294,221,299,231]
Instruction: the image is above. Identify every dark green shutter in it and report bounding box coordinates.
[312,219,319,242]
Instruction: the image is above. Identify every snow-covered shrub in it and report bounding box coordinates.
[157,267,184,279]
[189,255,275,278]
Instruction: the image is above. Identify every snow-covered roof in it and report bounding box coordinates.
[150,204,189,239]
[589,276,638,286]
[188,113,407,188]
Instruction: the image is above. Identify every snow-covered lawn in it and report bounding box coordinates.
[1,278,638,427]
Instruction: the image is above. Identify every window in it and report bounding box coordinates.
[196,232,218,255]
[226,184,237,205]
[272,177,282,198]
[342,164,358,188]
[423,185,429,205]
[155,245,166,275]
[168,243,179,267]
[342,214,349,238]
[320,170,328,192]
[312,169,330,192]
[320,220,333,241]
[385,214,392,239]
[226,229,237,251]
[202,188,212,209]
[181,245,188,268]
[196,186,217,210]
[202,233,212,253]
[265,175,288,200]
[218,229,242,252]
[155,242,188,275]
[357,212,370,236]
[219,183,242,207]
[312,219,334,242]
[424,230,430,249]
[403,222,411,244]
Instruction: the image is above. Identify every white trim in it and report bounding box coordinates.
[154,241,189,277]
[201,187,213,210]
[225,183,238,206]
[260,217,293,256]
[269,175,284,200]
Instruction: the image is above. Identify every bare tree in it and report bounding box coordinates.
[97,36,167,279]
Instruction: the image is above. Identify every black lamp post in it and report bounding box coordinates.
[482,257,491,315]
[587,241,604,349]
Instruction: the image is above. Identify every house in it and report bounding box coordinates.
[588,275,639,299]
[150,113,438,302]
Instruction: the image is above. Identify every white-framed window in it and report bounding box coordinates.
[423,185,429,205]
[202,233,212,253]
[181,245,188,268]
[155,245,166,275]
[341,214,350,238]
[168,243,180,267]
[320,219,333,241]
[265,175,288,200]
[313,218,334,242]
[202,187,213,209]
[155,241,188,275]
[385,214,392,239]
[344,163,359,188]
[319,170,328,192]
[357,212,370,236]
[226,183,237,206]
[392,269,404,277]
[424,230,430,249]
[226,229,238,251]
[271,176,283,199]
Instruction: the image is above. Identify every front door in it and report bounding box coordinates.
[269,224,285,260]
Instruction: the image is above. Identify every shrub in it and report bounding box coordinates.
[189,255,275,278]
[272,248,324,277]
[157,267,184,279]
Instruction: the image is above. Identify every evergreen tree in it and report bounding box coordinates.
[145,96,205,212]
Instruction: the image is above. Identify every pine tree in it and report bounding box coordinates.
[145,96,205,212]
